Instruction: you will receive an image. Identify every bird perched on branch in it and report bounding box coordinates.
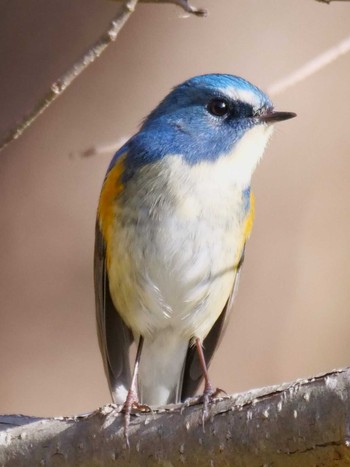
[94,73,295,434]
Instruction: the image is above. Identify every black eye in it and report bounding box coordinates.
[207,98,230,117]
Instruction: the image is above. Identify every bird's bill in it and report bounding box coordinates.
[258,109,297,123]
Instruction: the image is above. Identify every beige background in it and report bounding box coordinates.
[0,0,350,417]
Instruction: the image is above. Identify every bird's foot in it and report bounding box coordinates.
[122,389,151,448]
[200,384,226,430]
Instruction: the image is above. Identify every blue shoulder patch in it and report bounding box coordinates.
[242,186,251,214]
[107,141,130,174]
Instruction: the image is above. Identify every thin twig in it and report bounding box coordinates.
[316,0,350,3]
[110,0,207,15]
[0,0,205,153]
[71,138,128,159]
[268,34,350,96]
[0,0,138,152]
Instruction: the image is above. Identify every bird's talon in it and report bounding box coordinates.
[210,387,226,398]
[200,385,226,429]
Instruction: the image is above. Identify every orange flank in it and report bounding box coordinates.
[98,153,126,267]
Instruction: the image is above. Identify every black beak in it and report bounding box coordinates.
[259,109,297,123]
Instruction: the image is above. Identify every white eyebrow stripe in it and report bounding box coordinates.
[220,87,263,110]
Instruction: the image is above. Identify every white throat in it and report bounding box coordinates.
[223,123,274,187]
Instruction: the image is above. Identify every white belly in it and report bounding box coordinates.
[107,207,243,405]
[108,206,243,338]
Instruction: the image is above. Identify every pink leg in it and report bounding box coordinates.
[195,337,226,423]
[122,336,150,447]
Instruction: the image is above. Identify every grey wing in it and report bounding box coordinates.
[94,221,133,403]
[180,248,246,401]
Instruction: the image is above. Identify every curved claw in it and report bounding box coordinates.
[208,387,227,398]
[122,390,152,448]
[201,385,227,426]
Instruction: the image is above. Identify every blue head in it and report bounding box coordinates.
[113,74,295,182]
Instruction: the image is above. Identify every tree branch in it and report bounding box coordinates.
[0,0,205,154]
[1,368,350,466]
[268,34,350,96]
[110,0,207,15]
[316,0,350,3]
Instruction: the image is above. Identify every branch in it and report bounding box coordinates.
[1,368,350,466]
[0,0,137,153]
[0,0,205,154]
[268,34,350,96]
[110,0,207,15]
[316,0,350,3]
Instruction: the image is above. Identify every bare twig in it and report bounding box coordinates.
[110,0,207,15]
[268,34,350,96]
[71,138,128,159]
[0,0,138,153]
[317,0,350,3]
[0,0,205,154]
[1,368,350,465]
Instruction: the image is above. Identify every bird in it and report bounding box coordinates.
[94,73,296,431]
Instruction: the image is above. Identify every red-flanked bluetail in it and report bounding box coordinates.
[94,74,296,439]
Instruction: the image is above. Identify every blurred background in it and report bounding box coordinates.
[0,0,350,417]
